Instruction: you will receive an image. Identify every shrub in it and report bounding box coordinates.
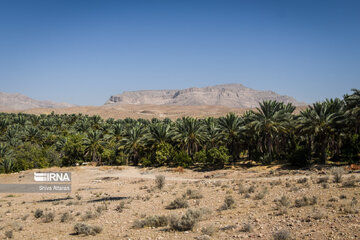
[184,189,203,199]
[294,196,317,208]
[74,223,102,236]
[60,212,71,223]
[201,224,217,236]
[115,202,126,213]
[342,176,357,187]
[5,230,13,239]
[166,197,189,209]
[273,229,292,240]
[254,188,268,200]
[34,209,43,219]
[276,196,291,208]
[132,215,168,228]
[219,195,235,211]
[241,223,254,232]
[43,212,55,223]
[317,176,329,184]
[331,167,345,183]
[174,151,192,168]
[81,211,98,220]
[155,175,165,190]
[169,209,202,231]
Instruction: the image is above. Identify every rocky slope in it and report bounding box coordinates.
[0,92,75,110]
[106,83,305,108]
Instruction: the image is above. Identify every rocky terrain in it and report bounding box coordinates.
[0,92,75,110]
[106,84,305,108]
[0,166,359,239]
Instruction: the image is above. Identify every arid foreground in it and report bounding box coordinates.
[0,166,359,240]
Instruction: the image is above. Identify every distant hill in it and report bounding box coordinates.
[0,92,75,110]
[106,83,305,108]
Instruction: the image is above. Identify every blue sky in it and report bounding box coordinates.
[0,0,359,106]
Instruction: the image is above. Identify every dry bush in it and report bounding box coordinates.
[81,211,98,221]
[184,189,203,199]
[240,223,254,232]
[201,224,217,236]
[276,196,291,209]
[331,167,345,183]
[115,201,126,212]
[132,215,168,228]
[74,223,102,236]
[155,175,165,190]
[312,208,327,220]
[254,187,268,200]
[342,176,357,187]
[34,209,43,219]
[219,195,236,211]
[60,212,71,223]
[169,209,203,231]
[321,183,329,189]
[273,229,292,240]
[317,176,329,184]
[5,230,13,239]
[43,212,55,223]
[297,178,308,184]
[21,214,29,221]
[166,197,189,209]
[294,196,317,208]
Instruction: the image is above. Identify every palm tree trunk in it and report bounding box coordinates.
[320,138,328,164]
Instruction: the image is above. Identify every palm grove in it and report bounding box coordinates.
[0,89,359,174]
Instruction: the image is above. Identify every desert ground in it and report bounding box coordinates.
[2,104,307,120]
[0,165,359,240]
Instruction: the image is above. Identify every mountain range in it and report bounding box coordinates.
[0,92,76,110]
[106,83,305,108]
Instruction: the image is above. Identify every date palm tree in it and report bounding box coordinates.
[298,101,344,164]
[218,113,244,164]
[83,130,105,165]
[173,117,206,159]
[121,123,146,165]
[249,101,290,163]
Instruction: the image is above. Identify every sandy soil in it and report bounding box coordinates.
[2,104,308,120]
[0,166,359,240]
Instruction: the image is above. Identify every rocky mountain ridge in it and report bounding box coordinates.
[0,92,76,110]
[106,83,305,108]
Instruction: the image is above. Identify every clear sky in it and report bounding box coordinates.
[0,0,359,106]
